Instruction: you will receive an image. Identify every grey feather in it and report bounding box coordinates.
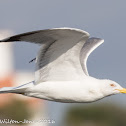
[0,28,104,82]
[0,28,90,82]
[80,37,104,76]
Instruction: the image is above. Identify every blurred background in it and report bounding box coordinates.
[0,0,126,126]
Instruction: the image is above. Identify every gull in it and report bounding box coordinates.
[0,27,126,103]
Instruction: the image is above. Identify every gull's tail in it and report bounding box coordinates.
[0,81,34,94]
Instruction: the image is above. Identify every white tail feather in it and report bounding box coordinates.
[0,81,34,94]
[0,87,17,93]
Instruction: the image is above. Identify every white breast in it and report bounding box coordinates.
[25,78,104,103]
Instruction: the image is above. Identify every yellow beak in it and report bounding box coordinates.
[117,88,126,93]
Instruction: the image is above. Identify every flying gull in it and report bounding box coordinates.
[0,27,126,103]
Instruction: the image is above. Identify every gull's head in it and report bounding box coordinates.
[100,79,126,96]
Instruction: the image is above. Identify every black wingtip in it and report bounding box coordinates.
[0,37,11,42]
[0,37,20,42]
[0,38,9,42]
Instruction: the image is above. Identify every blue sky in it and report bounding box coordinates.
[0,1,126,125]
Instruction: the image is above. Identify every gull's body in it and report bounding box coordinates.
[0,27,126,103]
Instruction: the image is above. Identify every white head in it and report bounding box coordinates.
[100,79,126,96]
[80,77,126,102]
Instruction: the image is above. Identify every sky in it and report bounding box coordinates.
[0,0,126,125]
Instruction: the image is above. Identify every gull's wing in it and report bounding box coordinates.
[0,28,90,82]
[80,38,104,76]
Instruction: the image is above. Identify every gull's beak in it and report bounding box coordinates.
[116,88,126,94]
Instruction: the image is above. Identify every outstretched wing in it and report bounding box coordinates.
[80,37,104,76]
[0,28,90,83]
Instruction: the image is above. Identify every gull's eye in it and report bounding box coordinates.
[110,84,115,87]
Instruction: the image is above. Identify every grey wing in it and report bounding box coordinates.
[0,28,88,44]
[0,28,90,83]
[80,37,104,76]
[35,29,90,82]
